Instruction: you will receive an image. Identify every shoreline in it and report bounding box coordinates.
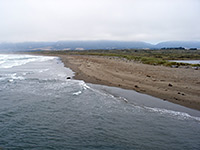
[57,54,200,111]
[26,53,200,111]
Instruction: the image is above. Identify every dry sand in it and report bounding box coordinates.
[56,54,200,110]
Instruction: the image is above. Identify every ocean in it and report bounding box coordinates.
[169,60,200,64]
[0,54,200,150]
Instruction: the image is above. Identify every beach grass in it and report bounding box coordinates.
[66,49,200,66]
[28,49,200,67]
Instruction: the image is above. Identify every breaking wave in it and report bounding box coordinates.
[0,54,55,69]
[145,106,200,122]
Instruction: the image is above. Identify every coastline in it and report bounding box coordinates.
[1,54,200,150]
[57,54,200,111]
[28,53,200,111]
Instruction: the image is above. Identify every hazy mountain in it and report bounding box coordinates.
[0,42,55,52]
[54,41,154,50]
[0,41,153,52]
[0,40,200,52]
[155,41,200,49]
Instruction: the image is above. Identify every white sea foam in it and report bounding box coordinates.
[0,73,25,82]
[145,107,200,122]
[0,61,5,64]
[77,81,115,98]
[73,91,82,96]
[38,69,49,73]
[0,54,55,69]
[70,81,91,96]
[78,81,91,90]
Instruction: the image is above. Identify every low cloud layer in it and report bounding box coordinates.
[0,0,199,43]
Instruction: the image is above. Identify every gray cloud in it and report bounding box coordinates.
[0,0,199,43]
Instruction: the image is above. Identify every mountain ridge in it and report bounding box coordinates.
[0,40,200,52]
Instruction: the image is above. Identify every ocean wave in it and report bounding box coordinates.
[25,78,61,83]
[0,54,55,69]
[78,81,91,90]
[0,61,5,65]
[67,81,91,96]
[73,91,82,96]
[79,84,200,122]
[0,73,25,82]
[145,106,200,122]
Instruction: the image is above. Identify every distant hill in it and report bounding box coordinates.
[54,41,153,50]
[155,41,200,49]
[0,40,200,52]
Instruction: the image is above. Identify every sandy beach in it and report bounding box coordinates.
[53,54,200,111]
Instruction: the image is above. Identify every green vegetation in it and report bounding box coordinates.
[66,49,200,67]
[29,49,200,67]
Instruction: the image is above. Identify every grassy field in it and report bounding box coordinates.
[29,49,200,67]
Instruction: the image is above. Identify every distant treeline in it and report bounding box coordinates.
[161,47,185,50]
[161,47,197,50]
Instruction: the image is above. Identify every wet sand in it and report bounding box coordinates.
[30,52,199,111]
[56,54,200,111]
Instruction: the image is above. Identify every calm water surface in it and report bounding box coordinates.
[169,60,200,64]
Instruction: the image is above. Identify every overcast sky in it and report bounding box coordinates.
[0,0,199,43]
